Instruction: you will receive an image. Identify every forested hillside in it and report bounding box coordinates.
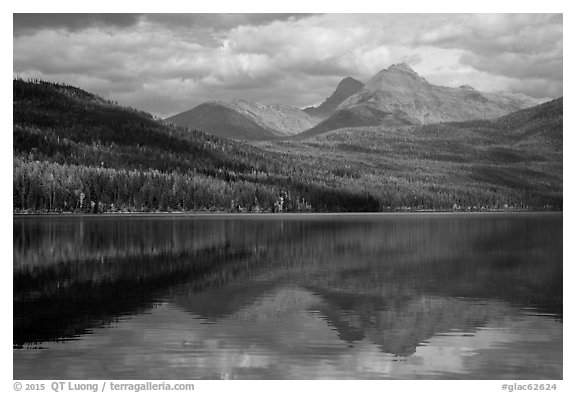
[260,99,563,211]
[13,79,562,213]
[13,79,379,213]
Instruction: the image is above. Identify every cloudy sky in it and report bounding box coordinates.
[13,13,563,118]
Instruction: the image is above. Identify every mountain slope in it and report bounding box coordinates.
[296,97,562,209]
[304,77,364,118]
[166,100,321,140]
[481,96,562,146]
[314,97,562,152]
[164,102,275,140]
[13,79,383,213]
[297,63,543,139]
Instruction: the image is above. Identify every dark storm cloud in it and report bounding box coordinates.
[13,13,316,36]
[145,13,318,31]
[13,13,142,36]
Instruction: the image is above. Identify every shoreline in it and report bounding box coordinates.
[12,210,562,219]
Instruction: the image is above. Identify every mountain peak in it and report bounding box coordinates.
[387,63,416,73]
[335,77,364,94]
[363,63,426,93]
[316,63,543,138]
[304,77,364,118]
[339,76,363,86]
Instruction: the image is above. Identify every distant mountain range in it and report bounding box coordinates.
[166,100,321,140]
[297,63,543,139]
[167,63,544,140]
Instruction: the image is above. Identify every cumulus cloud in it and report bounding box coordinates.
[12,13,563,117]
[416,14,562,56]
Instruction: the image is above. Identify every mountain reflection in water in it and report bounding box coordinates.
[13,213,562,379]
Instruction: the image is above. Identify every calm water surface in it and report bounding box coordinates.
[13,213,562,379]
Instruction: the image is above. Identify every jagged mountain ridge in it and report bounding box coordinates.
[168,64,544,141]
[353,63,542,120]
[166,76,363,141]
[166,100,322,140]
[297,63,544,139]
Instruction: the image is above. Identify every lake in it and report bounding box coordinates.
[13,213,562,380]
